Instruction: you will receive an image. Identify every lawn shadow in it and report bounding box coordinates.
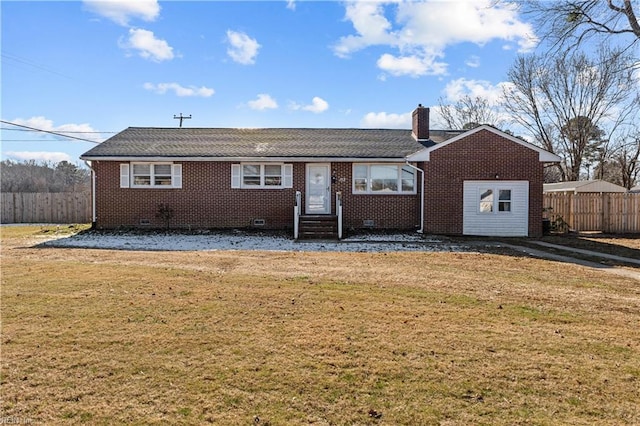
[539,233,640,269]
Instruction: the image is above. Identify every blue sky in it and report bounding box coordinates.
[1,0,539,164]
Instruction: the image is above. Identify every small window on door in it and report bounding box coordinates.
[479,187,512,213]
[479,188,493,213]
[498,189,512,212]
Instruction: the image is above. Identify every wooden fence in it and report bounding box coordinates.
[1,192,91,224]
[543,192,640,233]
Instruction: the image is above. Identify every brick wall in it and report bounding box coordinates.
[94,161,295,229]
[422,129,544,237]
[331,163,420,231]
[93,161,420,231]
[93,133,544,236]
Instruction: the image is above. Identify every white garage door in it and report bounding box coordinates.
[463,181,529,237]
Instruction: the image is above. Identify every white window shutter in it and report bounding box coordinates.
[120,164,130,188]
[283,164,293,188]
[231,164,241,188]
[172,164,182,188]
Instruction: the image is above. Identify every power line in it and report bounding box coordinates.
[2,140,98,142]
[1,127,115,134]
[1,52,74,80]
[0,120,103,144]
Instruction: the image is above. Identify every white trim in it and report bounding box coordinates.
[283,164,293,188]
[120,164,130,188]
[231,164,241,188]
[406,125,562,163]
[128,162,181,189]
[477,186,513,214]
[172,164,182,189]
[81,156,408,163]
[233,162,291,189]
[306,163,331,214]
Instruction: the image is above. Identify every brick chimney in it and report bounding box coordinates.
[412,104,430,141]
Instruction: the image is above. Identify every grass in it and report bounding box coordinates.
[2,226,640,425]
[542,233,640,256]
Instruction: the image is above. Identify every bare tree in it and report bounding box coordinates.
[520,0,640,54]
[561,116,606,180]
[502,47,639,181]
[612,132,640,188]
[437,95,504,130]
[1,160,90,193]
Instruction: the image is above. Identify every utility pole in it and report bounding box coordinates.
[173,113,192,128]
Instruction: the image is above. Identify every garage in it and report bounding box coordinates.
[463,180,529,237]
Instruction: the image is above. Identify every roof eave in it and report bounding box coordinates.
[80,155,413,163]
[406,125,562,163]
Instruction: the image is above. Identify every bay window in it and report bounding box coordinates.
[353,164,416,194]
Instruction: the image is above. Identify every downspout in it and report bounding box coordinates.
[84,160,96,229]
[404,161,424,234]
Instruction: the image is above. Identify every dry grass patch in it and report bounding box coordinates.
[2,227,639,425]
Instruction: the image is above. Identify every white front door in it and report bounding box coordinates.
[306,164,331,214]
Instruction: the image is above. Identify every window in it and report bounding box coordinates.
[479,189,493,212]
[479,187,512,213]
[121,163,182,189]
[264,165,283,186]
[498,189,512,212]
[242,164,261,186]
[232,163,292,189]
[352,164,416,194]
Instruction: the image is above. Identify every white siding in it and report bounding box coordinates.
[463,181,529,237]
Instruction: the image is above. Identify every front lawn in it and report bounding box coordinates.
[2,227,639,424]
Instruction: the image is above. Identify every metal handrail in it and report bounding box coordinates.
[294,191,301,239]
[336,191,343,239]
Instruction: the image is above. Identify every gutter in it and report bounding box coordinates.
[79,156,411,163]
[404,161,424,234]
[84,160,97,228]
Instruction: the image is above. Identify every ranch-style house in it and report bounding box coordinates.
[80,105,561,238]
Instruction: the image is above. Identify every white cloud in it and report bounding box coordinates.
[434,78,515,129]
[334,0,538,77]
[465,55,481,68]
[290,97,329,113]
[248,94,278,110]
[377,52,447,77]
[333,2,397,59]
[119,28,174,62]
[143,82,215,97]
[286,0,296,11]
[83,0,160,26]
[12,116,103,143]
[226,30,261,65]
[360,111,412,128]
[442,78,509,104]
[5,151,72,163]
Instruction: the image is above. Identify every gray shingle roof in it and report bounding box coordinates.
[81,127,439,160]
